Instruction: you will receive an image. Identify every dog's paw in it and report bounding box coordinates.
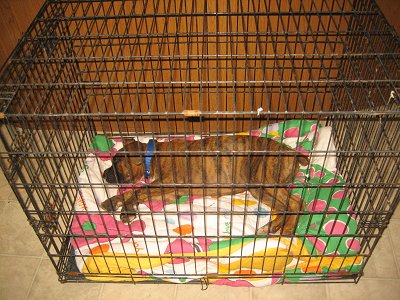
[260,216,296,235]
[256,224,271,235]
[256,223,281,235]
[120,202,139,224]
[256,217,284,235]
[100,195,124,212]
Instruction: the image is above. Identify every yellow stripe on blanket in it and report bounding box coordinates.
[218,248,292,274]
[296,255,364,273]
[83,253,174,274]
[83,241,252,276]
[81,237,363,282]
[82,238,293,279]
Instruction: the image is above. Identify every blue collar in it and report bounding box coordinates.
[144,139,157,179]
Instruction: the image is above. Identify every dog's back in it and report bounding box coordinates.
[152,135,306,188]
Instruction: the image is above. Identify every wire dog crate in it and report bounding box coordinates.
[0,0,399,286]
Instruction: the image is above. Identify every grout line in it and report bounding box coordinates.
[0,253,44,259]
[173,283,178,300]
[0,185,11,191]
[97,283,105,300]
[358,277,400,282]
[325,283,330,300]
[387,224,400,279]
[24,255,44,300]
[383,225,399,279]
[363,276,400,281]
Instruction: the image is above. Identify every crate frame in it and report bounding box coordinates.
[0,0,399,285]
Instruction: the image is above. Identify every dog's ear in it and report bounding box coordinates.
[121,140,145,165]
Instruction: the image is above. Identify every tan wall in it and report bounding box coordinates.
[376,0,400,33]
[0,0,45,66]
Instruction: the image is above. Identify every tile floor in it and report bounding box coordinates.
[0,172,399,300]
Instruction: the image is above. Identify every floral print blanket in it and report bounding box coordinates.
[71,120,363,286]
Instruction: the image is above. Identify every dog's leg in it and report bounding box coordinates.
[101,195,123,212]
[101,190,137,212]
[281,193,305,234]
[249,188,303,235]
[101,188,181,224]
[120,197,140,224]
[120,188,180,224]
[100,190,141,224]
[134,187,181,203]
[269,191,304,235]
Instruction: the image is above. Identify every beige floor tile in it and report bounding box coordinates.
[362,230,399,279]
[27,259,103,300]
[0,169,9,186]
[0,255,41,300]
[176,283,250,300]
[0,182,12,201]
[6,189,18,201]
[0,172,21,203]
[252,283,328,300]
[388,219,400,273]
[0,201,44,256]
[392,203,400,219]
[364,217,400,279]
[0,201,6,214]
[362,255,379,278]
[327,278,400,300]
[101,282,177,300]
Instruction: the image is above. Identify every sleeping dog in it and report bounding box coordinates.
[101,135,308,235]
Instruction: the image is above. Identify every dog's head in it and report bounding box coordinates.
[103,141,145,184]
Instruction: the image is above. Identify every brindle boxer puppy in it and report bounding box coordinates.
[102,135,308,235]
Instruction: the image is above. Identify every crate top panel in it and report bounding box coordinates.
[0,0,399,120]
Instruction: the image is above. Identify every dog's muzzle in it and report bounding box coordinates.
[103,167,119,183]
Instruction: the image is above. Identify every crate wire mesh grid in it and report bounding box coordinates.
[0,0,399,286]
